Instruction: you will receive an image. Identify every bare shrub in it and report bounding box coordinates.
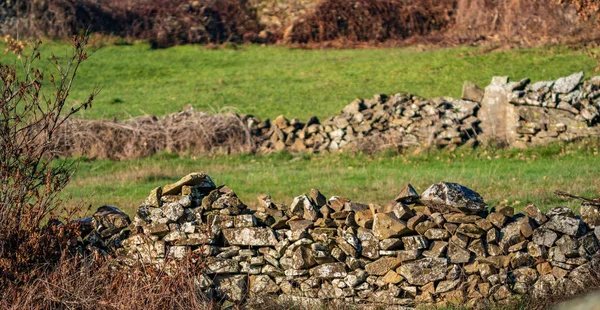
[285,0,455,44]
[0,36,96,285]
[4,0,262,48]
[53,109,254,160]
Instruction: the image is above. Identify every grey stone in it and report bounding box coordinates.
[310,263,348,279]
[163,172,215,195]
[553,72,584,94]
[544,216,585,236]
[214,274,247,301]
[222,227,278,246]
[398,258,448,285]
[420,182,488,214]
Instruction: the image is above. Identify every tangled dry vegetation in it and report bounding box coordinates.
[1,0,598,48]
[54,109,253,160]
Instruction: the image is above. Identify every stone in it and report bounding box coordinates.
[403,235,429,250]
[365,257,402,276]
[163,172,215,195]
[382,270,404,284]
[398,258,448,285]
[310,263,348,279]
[499,222,525,252]
[407,213,427,230]
[547,206,575,218]
[543,216,585,237]
[553,72,584,93]
[222,227,278,246]
[372,213,410,240]
[249,275,279,295]
[291,246,317,270]
[424,228,450,240]
[380,238,403,250]
[163,201,184,222]
[309,188,327,208]
[487,212,507,228]
[580,203,600,227]
[555,235,579,258]
[397,250,422,262]
[389,202,415,220]
[354,209,374,228]
[456,223,485,238]
[395,184,420,204]
[462,81,484,102]
[533,228,558,247]
[436,279,461,294]
[448,242,471,263]
[420,182,488,214]
[214,274,247,301]
[524,204,548,225]
[92,205,131,238]
[144,187,162,208]
[423,241,448,258]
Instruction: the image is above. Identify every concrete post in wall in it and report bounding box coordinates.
[477,76,520,146]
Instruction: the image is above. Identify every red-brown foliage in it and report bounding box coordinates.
[285,0,455,43]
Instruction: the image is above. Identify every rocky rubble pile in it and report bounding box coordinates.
[507,72,600,146]
[106,172,600,308]
[247,93,481,153]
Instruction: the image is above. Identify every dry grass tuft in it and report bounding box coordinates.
[53,109,254,160]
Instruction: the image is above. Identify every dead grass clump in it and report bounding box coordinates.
[53,110,254,160]
[1,255,215,310]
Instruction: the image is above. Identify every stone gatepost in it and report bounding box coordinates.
[477,76,520,145]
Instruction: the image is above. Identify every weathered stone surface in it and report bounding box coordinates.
[395,184,420,204]
[215,274,247,301]
[222,227,278,246]
[448,242,471,263]
[553,72,583,94]
[424,228,450,240]
[92,205,131,237]
[420,182,488,214]
[310,263,348,279]
[403,235,429,250]
[249,275,279,295]
[365,257,402,276]
[163,172,215,195]
[581,204,600,227]
[372,213,410,240]
[462,81,484,102]
[398,258,448,285]
[544,216,585,237]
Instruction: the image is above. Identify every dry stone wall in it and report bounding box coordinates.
[246,72,600,154]
[86,172,600,308]
[248,93,482,153]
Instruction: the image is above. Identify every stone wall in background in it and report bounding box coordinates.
[85,173,600,308]
[52,72,600,160]
[246,72,600,153]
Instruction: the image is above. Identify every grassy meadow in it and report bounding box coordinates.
[1,41,598,120]
[62,141,600,217]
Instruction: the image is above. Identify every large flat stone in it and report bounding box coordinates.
[222,227,278,246]
[398,257,448,285]
[163,172,215,195]
[420,182,488,214]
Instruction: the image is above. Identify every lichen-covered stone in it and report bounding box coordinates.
[222,227,278,246]
[398,257,448,285]
[420,182,488,214]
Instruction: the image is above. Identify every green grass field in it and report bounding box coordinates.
[3,41,599,218]
[61,141,600,217]
[1,41,598,120]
